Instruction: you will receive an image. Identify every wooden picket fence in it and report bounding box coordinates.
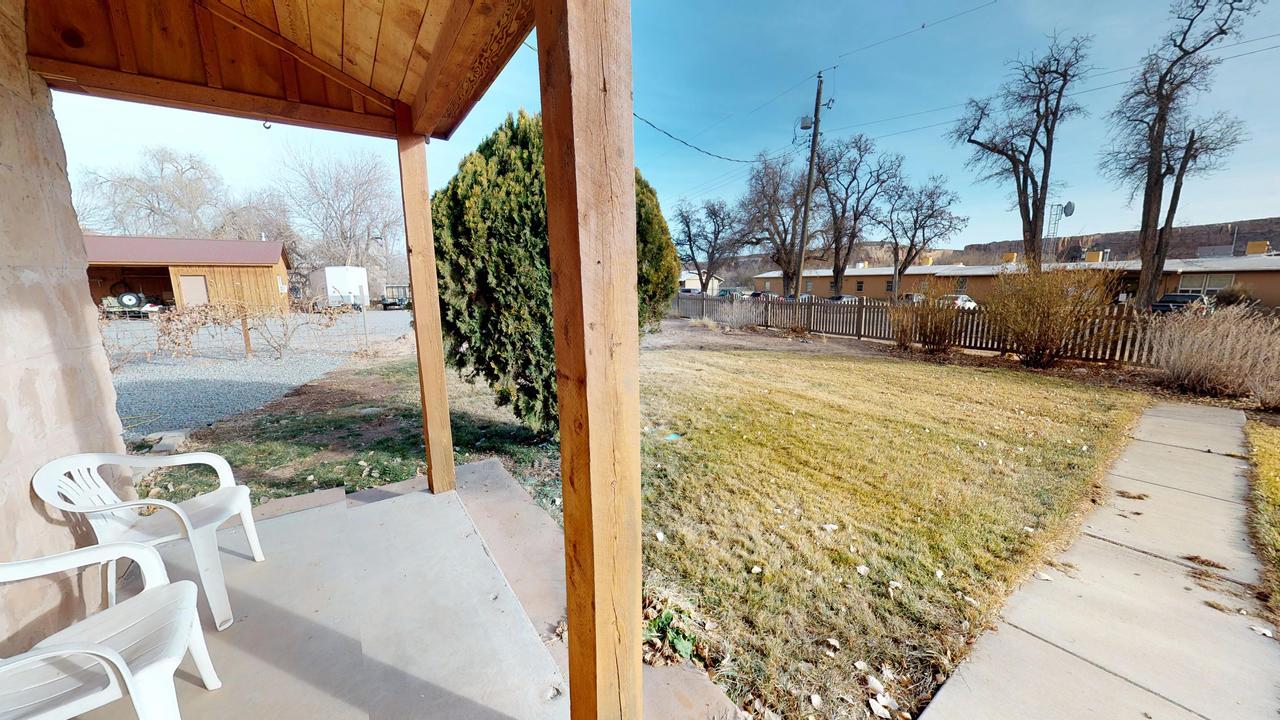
[671,294,1160,364]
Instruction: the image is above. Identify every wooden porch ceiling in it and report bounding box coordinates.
[25,0,533,138]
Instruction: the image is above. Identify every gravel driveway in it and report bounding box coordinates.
[108,310,414,438]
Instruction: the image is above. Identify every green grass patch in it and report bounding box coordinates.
[1247,420,1280,618]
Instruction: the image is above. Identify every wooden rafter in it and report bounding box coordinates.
[407,0,472,135]
[193,4,225,88]
[31,56,396,137]
[194,0,395,112]
[104,0,138,73]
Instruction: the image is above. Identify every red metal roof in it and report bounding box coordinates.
[83,234,286,267]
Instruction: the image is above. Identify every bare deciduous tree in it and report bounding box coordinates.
[278,147,404,295]
[217,190,314,287]
[1099,0,1257,308]
[815,134,902,295]
[76,147,228,237]
[741,153,815,295]
[876,177,968,298]
[951,35,1090,270]
[673,199,744,293]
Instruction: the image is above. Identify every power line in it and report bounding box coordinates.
[646,2,998,164]
[838,0,999,58]
[521,39,757,164]
[826,35,1280,136]
[634,113,756,163]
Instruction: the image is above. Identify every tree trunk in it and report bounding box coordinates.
[1135,118,1170,309]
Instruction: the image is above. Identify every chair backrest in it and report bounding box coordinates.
[32,454,135,542]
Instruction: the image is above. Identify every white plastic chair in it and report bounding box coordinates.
[0,542,221,720]
[33,452,265,631]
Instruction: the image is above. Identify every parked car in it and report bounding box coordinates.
[678,288,702,295]
[941,293,978,310]
[783,293,817,302]
[749,291,777,300]
[828,295,860,304]
[716,288,745,299]
[1152,292,1213,314]
[380,296,408,310]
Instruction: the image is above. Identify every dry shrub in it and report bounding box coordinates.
[985,268,1121,368]
[888,279,961,353]
[1149,304,1280,406]
[152,302,245,356]
[98,308,149,371]
[1214,283,1256,307]
[248,302,352,358]
[152,301,351,359]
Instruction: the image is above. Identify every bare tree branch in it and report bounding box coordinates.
[815,134,902,295]
[949,34,1090,270]
[1099,0,1258,308]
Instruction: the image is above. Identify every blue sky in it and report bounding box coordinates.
[52,0,1280,248]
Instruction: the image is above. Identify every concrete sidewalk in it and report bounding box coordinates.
[924,403,1280,720]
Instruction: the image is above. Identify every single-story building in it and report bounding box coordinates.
[679,269,722,294]
[85,234,290,309]
[753,252,1280,306]
[754,260,964,298]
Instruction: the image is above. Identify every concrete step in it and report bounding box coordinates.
[455,458,741,720]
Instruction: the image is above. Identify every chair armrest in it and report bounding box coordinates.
[0,542,169,589]
[1,641,140,699]
[117,451,238,490]
[64,498,197,540]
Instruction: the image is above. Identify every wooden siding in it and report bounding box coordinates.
[166,259,289,308]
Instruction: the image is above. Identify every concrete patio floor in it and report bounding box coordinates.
[86,471,568,720]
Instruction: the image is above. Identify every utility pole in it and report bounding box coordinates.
[795,71,825,298]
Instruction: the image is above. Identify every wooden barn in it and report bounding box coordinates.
[84,233,290,309]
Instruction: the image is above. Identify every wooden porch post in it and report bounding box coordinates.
[533,0,642,717]
[395,104,456,494]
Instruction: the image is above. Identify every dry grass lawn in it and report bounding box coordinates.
[1247,419,1280,619]
[144,339,1149,718]
[639,350,1147,717]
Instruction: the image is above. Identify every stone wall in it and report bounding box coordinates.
[0,0,130,655]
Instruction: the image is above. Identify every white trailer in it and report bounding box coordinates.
[308,266,370,308]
